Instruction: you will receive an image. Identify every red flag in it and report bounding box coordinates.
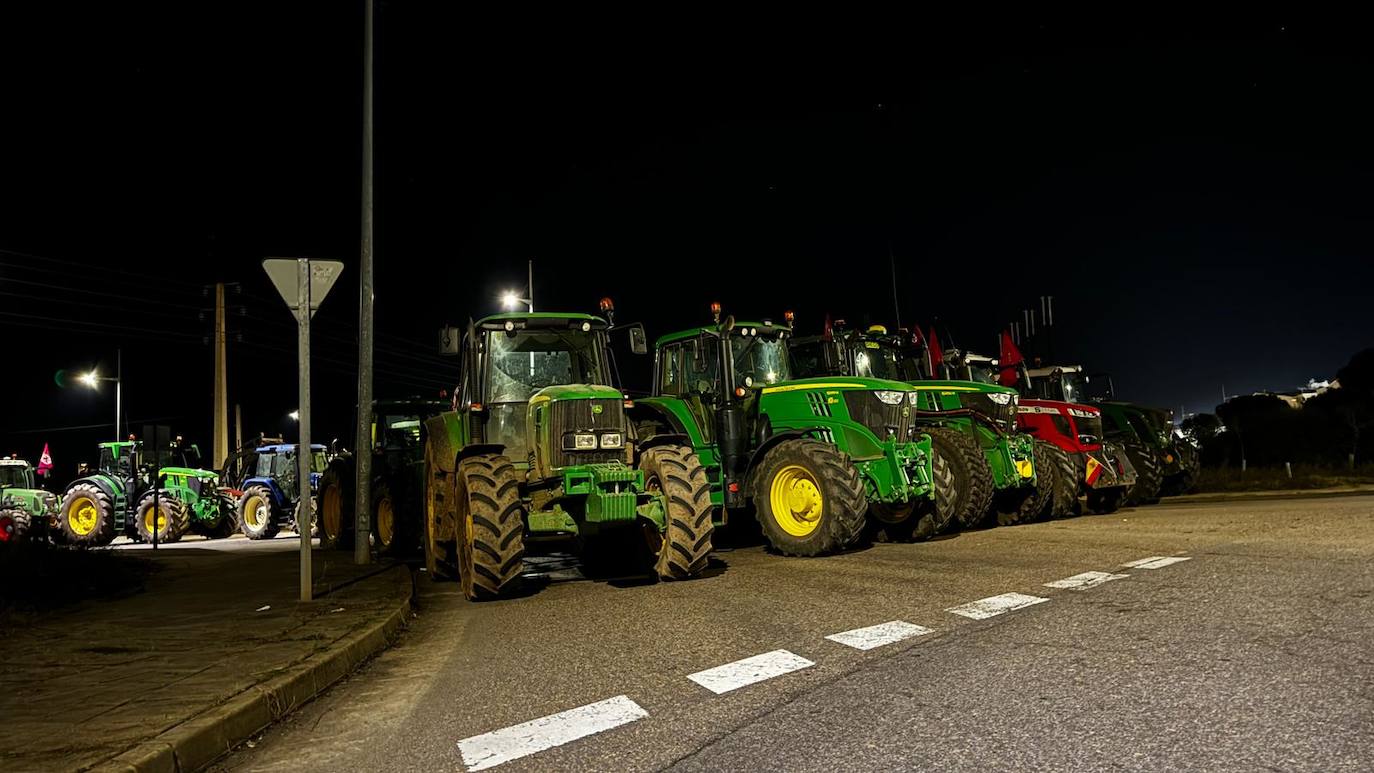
[37,443,53,477]
[822,313,833,342]
[998,330,1023,387]
[927,327,943,378]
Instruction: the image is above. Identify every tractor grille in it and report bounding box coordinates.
[549,398,629,469]
[957,393,1017,432]
[843,391,910,443]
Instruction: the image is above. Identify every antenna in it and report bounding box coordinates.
[888,242,902,330]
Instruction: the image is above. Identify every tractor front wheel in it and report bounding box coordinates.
[754,439,866,556]
[1121,438,1163,506]
[1001,440,1058,526]
[453,454,526,601]
[237,485,280,540]
[59,483,117,546]
[373,481,415,556]
[1044,445,1082,519]
[0,509,31,542]
[637,445,714,580]
[135,491,188,543]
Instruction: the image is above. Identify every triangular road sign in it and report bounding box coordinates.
[263,258,345,318]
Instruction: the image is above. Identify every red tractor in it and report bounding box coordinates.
[1015,400,1137,514]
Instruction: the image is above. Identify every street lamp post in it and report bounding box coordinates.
[500,259,536,312]
[79,349,122,441]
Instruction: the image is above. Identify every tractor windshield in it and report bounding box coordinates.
[486,329,609,403]
[0,465,32,488]
[852,340,923,381]
[312,451,327,473]
[730,334,789,386]
[966,361,1000,386]
[1057,371,1090,404]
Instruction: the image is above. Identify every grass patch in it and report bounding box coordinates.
[0,542,155,631]
[1194,464,1374,493]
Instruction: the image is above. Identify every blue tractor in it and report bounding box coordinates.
[235,443,327,540]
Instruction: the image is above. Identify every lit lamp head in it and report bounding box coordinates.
[79,371,100,388]
[710,302,722,324]
[500,291,522,310]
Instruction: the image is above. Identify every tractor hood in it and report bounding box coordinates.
[161,466,219,482]
[1,487,58,515]
[530,384,624,403]
[757,376,913,395]
[911,380,1017,396]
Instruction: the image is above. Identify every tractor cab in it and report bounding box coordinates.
[1023,363,1095,404]
[0,458,36,490]
[248,444,327,502]
[790,323,927,383]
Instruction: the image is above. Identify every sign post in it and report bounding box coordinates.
[263,258,344,602]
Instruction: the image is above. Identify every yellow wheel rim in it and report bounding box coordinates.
[769,464,824,537]
[144,506,167,536]
[244,495,265,529]
[376,497,394,546]
[322,486,341,538]
[69,496,100,536]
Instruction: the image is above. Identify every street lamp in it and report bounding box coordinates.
[500,290,533,312]
[79,354,122,442]
[289,410,300,421]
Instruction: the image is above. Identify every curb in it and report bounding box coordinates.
[1155,486,1374,507]
[91,565,415,773]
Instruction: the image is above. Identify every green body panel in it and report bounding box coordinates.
[0,460,58,524]
[159,467,230,527]
[1097,401,1184,476]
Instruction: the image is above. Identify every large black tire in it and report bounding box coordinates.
[423,442,457,580]
[1044,445,1081,519]
[197,494,239,539]
[1160,443,1200,497]
[1001,440,1057,526]
[1121,437,1163,506]
[932,427,990,531]
[754,439,866,556]
[373,481,416,557]
[237,484,280,540]
[1087,488,1124,514]
[135,491,189,544]
[873,433,960,542]
[59,483,117,546]
[637,445,714,580]
[0,508,31,542]
[454,454,526,601]
[318,460,355,550]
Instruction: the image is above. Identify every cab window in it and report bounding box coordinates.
[658,344,684,396]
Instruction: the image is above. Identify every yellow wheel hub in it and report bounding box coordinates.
[69,496,100,536]
[245,495,266,528]
[144,507,168,535]
[376,497,394,546]
[322,486,341,537]
[769,464,824,537]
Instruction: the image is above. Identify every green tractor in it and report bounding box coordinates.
[57,439,234,546]
[422,310,714,601]
[790,323,1045,529]
[628,307,942,556]
[318,397,448,554]
[0,457,58,543]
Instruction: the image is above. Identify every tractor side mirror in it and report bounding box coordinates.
[628,324,648,355]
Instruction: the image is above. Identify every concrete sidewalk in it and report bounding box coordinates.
[0,537,413,772]
[1159,483,1374,506]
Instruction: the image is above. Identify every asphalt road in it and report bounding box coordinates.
[214,495,1374,772]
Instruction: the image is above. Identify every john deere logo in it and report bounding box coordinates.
[902,407,910,417]
[592,405,603,415]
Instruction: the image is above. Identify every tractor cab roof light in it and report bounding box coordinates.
[710,302,722,323]
[784,310,795,324]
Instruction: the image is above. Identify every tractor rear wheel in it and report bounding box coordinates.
[59,483,116,546]
[318,460,355,550]
[1044,445,1081,518]
[946,428,995,529]
[199,494,239,539]
[754,439,866,556]
[237,485,280,540]
[871,433,960,542]
[422,443,457,580]
[637,445,714,580]
[454,454,526,601]
[136,491,188,543]
[927,428,978,534]
[1121,438,1163,506]
[1087,488,1124,514]
[373,481,414,556]
[1001,440,1057,526]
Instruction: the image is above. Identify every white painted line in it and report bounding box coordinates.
[457,695,648,771]
[1043,571,1130,590]
[1122,556,1193,570]
[825,620,934,650]
[687,649,814,694]
[947,592,1049,620]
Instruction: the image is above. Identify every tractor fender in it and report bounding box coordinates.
[242,478,287,508]
[626,400,690,439]
[455,443,506,465]
[67,475,120,504]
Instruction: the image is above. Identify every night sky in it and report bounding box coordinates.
[2,8,1371,482]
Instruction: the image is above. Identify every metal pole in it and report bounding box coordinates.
[298,259,314,602]
[888,243,901,330]
[213,283,229,470]
[527,258,535,312]
[354,0,375,566]
[115,349,122,441]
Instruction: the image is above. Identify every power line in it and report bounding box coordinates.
[0,247,205,291]
[2,277,204,311]
[0,311,202,340]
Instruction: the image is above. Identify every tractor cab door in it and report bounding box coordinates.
[271,452,299,501]
[676,336,722,443]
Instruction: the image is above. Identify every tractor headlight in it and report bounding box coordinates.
[987,392,1013,405]
[599,433,624,449]
[874,390,905,406]
[907,392,921,405]
[565,433,598,450]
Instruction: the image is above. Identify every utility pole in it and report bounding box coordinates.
[354,0,376,566]
[888,243,901,329]
[235,403,243,452]
[527,259,535,312]
[296,260,314,600]
[213,282,229,470]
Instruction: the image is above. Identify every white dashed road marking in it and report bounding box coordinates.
[825,620,934,650]
[687,649,815,694]
[456,695,648,771]
[947,592,1049,620]
[1044,571,1130,590]
[1122,556,1193,570]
